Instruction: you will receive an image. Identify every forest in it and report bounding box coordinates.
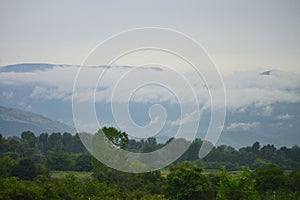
[0,127,300,199]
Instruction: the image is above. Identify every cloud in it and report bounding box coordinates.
[30,86,70,101]
[276,114,293,120]
[168,110,201,127]
[223,69,300,111]
[225,122,260,131]
[2,91,14,100]
[72,65,208,105]
[259,105,273,116]
[0,64,300,111]
[26,104,32,111]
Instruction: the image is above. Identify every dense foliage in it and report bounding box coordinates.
[0,128,299,199]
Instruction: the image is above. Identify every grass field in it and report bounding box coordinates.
[51,171,93,180]
[50,169,231,179]
[51,169,292,180]
[160,168,223,177]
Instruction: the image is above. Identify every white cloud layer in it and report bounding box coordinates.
[1,65,299,113]
[223,70,300,110]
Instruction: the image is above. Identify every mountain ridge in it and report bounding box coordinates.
[0,105,75,136]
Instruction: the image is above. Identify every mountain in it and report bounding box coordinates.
[0,63,299,147]
[0,63,58,73]
[0,106,75,136]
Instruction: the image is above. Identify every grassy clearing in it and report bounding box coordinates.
[50,169,292,180]
[51,171,93,180]
[201,169,221,174]
[161,168,248,176]
[160,168,170,177]
[161,168,221,177]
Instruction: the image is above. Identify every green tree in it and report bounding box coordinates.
[46,151,74,171]
[142,137,158,153]
[0,156,16,178]
[48,132,63,151]
[259,144,276,160]
[38,133,49,153]
[102,126,128,149]
[217,166,258,200]
[253,164,288,193]
[251,141,260,154]
[21,131,39,160]
[11,159,38,180]
[163,162,213,200]
[288,169,300,192]
[72,133,86,153]
[0,134,8,152]
[92,127,129,181]
[62,132,73,152]
[75,153,93,171]
[0,177,45,200]
[21,131,36,148]
[82,180,120,199]
[6,137,23,158]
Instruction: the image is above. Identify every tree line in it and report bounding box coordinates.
[0,127,300,199]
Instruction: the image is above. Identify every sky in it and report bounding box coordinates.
[0,0,299,75]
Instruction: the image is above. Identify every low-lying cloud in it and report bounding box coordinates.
[1,64,299,114]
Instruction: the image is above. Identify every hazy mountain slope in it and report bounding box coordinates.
[0,106,75,136]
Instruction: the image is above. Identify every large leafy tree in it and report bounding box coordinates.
[163,162,213,200]
[101,126,128,150]
[92,127,129,183]
[253,164,288,193]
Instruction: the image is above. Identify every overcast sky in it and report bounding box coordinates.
[0,0,299,75]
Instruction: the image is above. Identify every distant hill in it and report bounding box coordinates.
[0,106,75,136]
